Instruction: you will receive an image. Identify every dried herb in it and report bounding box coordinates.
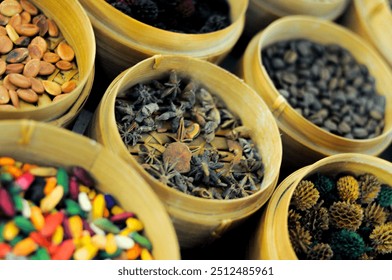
[115,70,264,200]
[288,173,392,259]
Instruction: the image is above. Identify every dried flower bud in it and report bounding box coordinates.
[329,201,363,231]
[291,180,320,211]
[363,203,387,227]
[310,173,335,196]
[289,224,312,255]
[336,175,359,202]
[358,173,381,204]
[307,243,333,260]
[288,209,301,229]
[330,229,367,260]
[370,222,392,254]
[377,184,392,208]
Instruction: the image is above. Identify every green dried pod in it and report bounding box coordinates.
[291,180,320,211]
[336,175,359,202]
[377,184,392,208]
[363,203,387,227]
[330,229,368,259]
[329,201,364,231]
[288,209,301,229]
[369,222,392,254]
[307,243,333,260]
[311,173,335,196]
[289,224,312,255]
[359,173,381,204]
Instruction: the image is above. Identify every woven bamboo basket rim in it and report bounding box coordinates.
[1,0,96,119]
[250,0,349,19]
[257,152,392,259]
[244,15,392,156]
[81,0,247,54]
[0,119,181,260]
[95,54,282,215]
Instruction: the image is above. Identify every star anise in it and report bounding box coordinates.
[145,160,179,187]
[162,69,181,99]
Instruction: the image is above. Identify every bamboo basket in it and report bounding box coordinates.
[245,0,349,37]
[0,120,180,260]
[0,0,96,122]
[344,0,392,67]
[78,0,248,80]
[89,55,283,248]
[248,153,392,260]
[240,16,392,169]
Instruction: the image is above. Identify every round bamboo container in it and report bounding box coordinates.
[89,55,283,248]
[78,0,248,80]
[0,120,180,260]
[248,153,392,260]
[240,16,392,169]
[0,0,96,123]
[245,0,349,37]
[344,0,392,67]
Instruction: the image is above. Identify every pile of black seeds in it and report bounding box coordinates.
[262,39,386,139]
[106,0,231,34]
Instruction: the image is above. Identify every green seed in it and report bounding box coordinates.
[12,194,24,212]
[65,199,83,216]
[57,167,69,195]
[99,248,122,259]
[30,247,50,260]
[93,218,120,234]
[0,223,4,242]
[9,235,23,247]
[130,232,152,251]
[14,216,35,234]
[0,172,13,184]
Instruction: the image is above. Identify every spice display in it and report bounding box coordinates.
[0,0,78,110]
[288,172,392,259]
[106,0,231,34]
[115,70,264,200]
[0,157,153,260]
[262,39,386,139]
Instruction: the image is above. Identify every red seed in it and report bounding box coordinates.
[40,212,64,237]
[29,231,51,248]
[0,188,15,217]
[14,171,34,191]
[51,239,75,260]
[0,242,12,258]
[62,215,72,240]
[110,212,135,223]
[72,166,94,187]
[69,176,79,201]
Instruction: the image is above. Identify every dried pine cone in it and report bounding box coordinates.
[288,209,301,229]
[363,203,387,227]
[303,202,329,239]
[289,224,312,255]
[336,175,359,202]
[307,243,333,260]
[329,201,364,231]
[359,173,381,204]
[369,222,392,254]
[377,184,392,208]
[291,180,320,211]
[329,229,367,259]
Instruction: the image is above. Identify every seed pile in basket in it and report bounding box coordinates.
[288,172,392,260]
[0,0,78,110]
[106,0,231,34]
[262,39,386,139]
[115,70,264,200]
[0,157,153,260]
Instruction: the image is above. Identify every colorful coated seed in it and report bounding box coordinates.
[0,158,153,260]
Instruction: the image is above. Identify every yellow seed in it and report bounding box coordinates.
[4,221,19,241]
[92,194,105,220]
[12,237,37,256]
[29,167,57,177]
[91,235,106,250]
[88,189,96,200]
[30,205,45,230]
[73,243,98,260]
[79,185,91,194]
[42,80,61,96]
[51,225,64,245]
[68,215,83,239]
[5,23,19,42]
[40,185,64,213]
[37,93,52,107]
[105,233,117,255]
[111,205,124,215]
[119,228,133,237]
[126,218,144,232]
[79,232,91,247]
[141,248,153,260]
